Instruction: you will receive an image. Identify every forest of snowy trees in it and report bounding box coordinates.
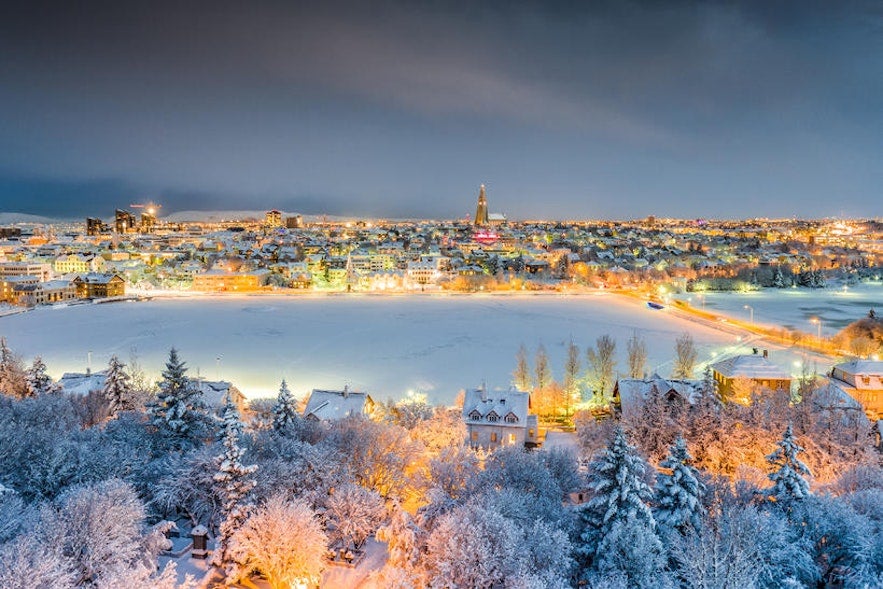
[0,338,881,588]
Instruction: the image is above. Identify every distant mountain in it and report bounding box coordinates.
[0,212,63,224]
[162,210,356,223]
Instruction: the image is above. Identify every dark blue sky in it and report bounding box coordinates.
[0,0,881,219]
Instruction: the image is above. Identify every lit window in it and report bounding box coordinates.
[490,432,498,443]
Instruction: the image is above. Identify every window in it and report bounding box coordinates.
[470,431,478,442]
[505,411,518,423]
[490,432,498,443]
[508,433,516,444]
[528,429,534,437]
[487,412,499,423]
[468,410,482,421]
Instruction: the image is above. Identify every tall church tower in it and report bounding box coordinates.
[473,184,489,226]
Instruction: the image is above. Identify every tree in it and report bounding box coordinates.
[0,338,28,398]
[580,427,655,562]
[271,379,297,433]
[563,339,581,416]
[767,424,811,506]
[586,334,617,399]
[26,356,58,396]
[103,355,133,416]
[324,482,385,550]
[655,436,705,533]
[626,332,647,379]
[773,266,787,288]
[229,494,328,589]
[672,332,697,379]
[376,501,420,570]
[591,517,667,588]
[534,343,551,391]
[148,348,208,446]
[213,394,257,574]
[513,344,531,391]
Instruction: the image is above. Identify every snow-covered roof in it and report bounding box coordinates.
[462,387,530,427]
[58,370,107,396]
[615,376,701,419]
[303,388,373,420]
[831,360,883,390]
[711,354,791,380]
[190,379,246,408]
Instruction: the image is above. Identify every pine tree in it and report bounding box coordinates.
[0,338,28,399]
[149,348,207,445]
[773,267,787,288]
[580,427,656,561]
[767,424,811,506]
[26,356,57,396]
[513,344,532,391]
[655,436,705,532]
[213,393,257,575]
[103,355,133,416]
[272,379,298,433]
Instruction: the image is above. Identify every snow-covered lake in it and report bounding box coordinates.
[0,293,833,403]
[675,282,882,336]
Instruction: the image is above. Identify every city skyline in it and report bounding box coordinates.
[1,1,881,219]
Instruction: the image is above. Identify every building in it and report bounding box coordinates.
[462,386,540,449]
[710,350,792,403]
[286,214,303,229]
[58,371,107,396]
[303,388,375,421]
[0,262,52,282]
[54,253,105,275]
[190,379,248,412]
[115,209,137,234]
[72,273,126,298]
[613,375,701,419]
[265,210,283,228]
[140,210,157,232]
[192,270,262,292]
[474,184,489,226]
[828,360,883,419]
[86,217,107,236]
[0,276,39,302]
[13,280,76,306]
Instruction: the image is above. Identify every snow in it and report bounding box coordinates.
[0,293,839,404]
[675,282,883,335]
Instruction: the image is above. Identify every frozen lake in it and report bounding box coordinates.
[0,293,837,403]
[675,282,882,336]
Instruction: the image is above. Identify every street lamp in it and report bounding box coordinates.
[743,304,753,324]
[810,317,822,340]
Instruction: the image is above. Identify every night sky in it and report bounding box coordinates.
[0,1,880,219]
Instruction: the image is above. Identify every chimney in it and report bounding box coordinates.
[343,384,349,398]
[763,349,768,359]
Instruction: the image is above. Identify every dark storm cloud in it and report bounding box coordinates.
[0,0,880,219]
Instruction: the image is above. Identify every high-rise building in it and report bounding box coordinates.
[286,214,303,229]
[86,217,107,236]
[265,209,283,228]
[140,211,157,232]
[474,184,489,226]
[115,209,137,234]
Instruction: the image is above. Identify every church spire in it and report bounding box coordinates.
[474,184,489,226]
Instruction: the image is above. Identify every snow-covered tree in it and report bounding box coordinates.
[586,334,617,399]
[0,534,76,589]
[534,343,551,390]
[324,482,385,550]
[626,332,647,379]
[592,517,668,588]
[213,393,257,574]
[513,344,531,391]
[148,348,207,446]
[103,355,133,416]
[0,338,28,398]
[672,332,697,379]
[767,424,811,506]
[655,436,705,532]
[271,379,297,433]
[563,339,581,414]
[229,494,328,589]
[376,501,420,570]
[580,427,655,560]
[26,356,58,396]
[773,266,787,288]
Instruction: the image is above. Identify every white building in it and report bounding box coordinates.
[462,386,540,449]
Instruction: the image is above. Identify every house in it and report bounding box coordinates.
[73,273,126,299]
[192,270,262,292]
[462,386,540,449]
[190,379,248,412]
[710,350,791,403]
[613,375,701,419]
[58,371,107,396]
[828,360,883,419]
[13,280,76,306]
[303,387,375,421]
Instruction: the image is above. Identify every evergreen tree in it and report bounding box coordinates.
[103,355,133,416]
[813,269,826,288]
[149,348,207,445]
[0,338,28,399]
[767,424,811,506]
[579,427,655,561]
[271,379,298,433]
[654,436,705,532]
[213,393,257,574]
[25,356,57,396]
[513,344,532,391]
[773,266,787,288]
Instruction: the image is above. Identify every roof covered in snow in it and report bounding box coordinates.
[303,388,373,420]
[711,354,791,380]
[831,360,883,390]
[58,370,107,396]
[615,376,701,419]
[462,387,531,427]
